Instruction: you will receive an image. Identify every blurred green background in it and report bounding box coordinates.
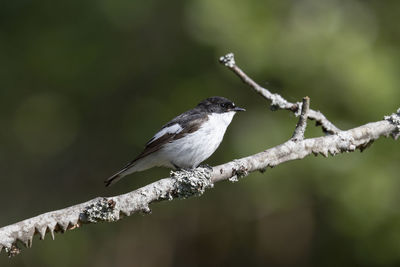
[1,0,399,266]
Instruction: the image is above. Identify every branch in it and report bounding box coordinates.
[219,53,340,135]
[1,55,399,258]
[291,97,310,141]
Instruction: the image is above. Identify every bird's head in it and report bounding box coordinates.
[198,96,246,114]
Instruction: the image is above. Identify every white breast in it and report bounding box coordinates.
[160,111,236,168]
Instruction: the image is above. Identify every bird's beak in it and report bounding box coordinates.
[233,106,246,112]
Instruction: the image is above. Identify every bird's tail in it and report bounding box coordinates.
[104,168,126,187]
[104,163,135,187]
[104,155,155,186]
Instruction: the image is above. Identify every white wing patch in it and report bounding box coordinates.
[148,123,182,144]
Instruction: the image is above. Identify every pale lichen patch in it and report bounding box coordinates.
[229,160,249,183]
[337,131,356,152]
[170,167,213,199]
[5,244,20,258]
[384,108,400,140]
[219,53,235,68]
[80,198,117,223]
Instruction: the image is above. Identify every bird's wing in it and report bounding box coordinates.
[137,112,209,160]
[104,111,208,187]
[119,112,209,170]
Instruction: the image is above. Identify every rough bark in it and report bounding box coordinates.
[1,53,399,258]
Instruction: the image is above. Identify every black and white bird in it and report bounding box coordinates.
[105,96,245,186]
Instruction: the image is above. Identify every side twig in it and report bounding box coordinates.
[292,97,310,141]
[219,53,340,135]
[1,54,399,258]
[1,110,398,257]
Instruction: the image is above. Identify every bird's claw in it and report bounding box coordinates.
[198,164,213,171]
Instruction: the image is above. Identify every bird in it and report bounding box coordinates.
[104,96,245,187]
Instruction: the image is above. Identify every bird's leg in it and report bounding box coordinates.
[198,164,213,171]
[172,163,191,172]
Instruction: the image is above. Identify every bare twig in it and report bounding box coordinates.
[1,54,399,258]
[1,113,399,257]
[292,97,310,141]
[219,53,340,134]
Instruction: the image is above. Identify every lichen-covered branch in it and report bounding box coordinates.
[1,110,398,257]
[211,115,399,183]
[0,168,213,257]
[219,53,340,134]
[1,53,399,258]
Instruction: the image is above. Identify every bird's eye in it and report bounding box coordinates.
[220,103,230,108]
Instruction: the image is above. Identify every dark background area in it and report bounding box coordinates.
[1,0,400,266]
